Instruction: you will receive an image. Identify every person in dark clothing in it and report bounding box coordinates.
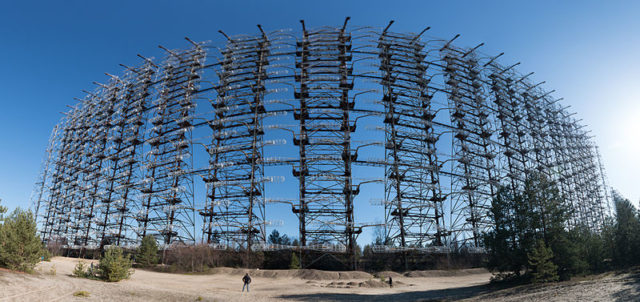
[388,276,393,288]
[242,273,252,292]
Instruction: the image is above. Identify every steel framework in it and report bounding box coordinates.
[35,20,610,262]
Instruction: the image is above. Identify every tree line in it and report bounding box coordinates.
[484,173,639,283]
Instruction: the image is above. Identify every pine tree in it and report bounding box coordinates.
[528,239,559,283]
[99,246,133,282]
[268,229,291,245]
[0,208,44,272]
[484,186,520,274]
[612,192,640,266]
[0,198,7,224]
[290,252,300,269]
[136,235,159,268]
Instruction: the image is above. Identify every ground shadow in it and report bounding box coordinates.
[613,269,640,301]
[276,283,496,302]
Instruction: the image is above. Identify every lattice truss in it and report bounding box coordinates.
[202,29,274,250]
[34,20,610,254]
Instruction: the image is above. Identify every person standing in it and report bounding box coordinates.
[242,273,252,292]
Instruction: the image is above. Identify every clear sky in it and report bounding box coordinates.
[1,0,639,244]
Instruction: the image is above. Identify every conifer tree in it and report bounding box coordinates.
[136,235,159,268]
[0,198,7,223]
[0,209,44,272]
[290,252,300,269]
[528,239,559,283]
[612,192,640,266]
[99,246,133,282]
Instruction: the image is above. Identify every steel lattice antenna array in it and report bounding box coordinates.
[33,19,610,264]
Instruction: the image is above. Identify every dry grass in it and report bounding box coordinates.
[73,290,90,297]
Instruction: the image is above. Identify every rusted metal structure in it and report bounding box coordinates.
[34,19,610,264]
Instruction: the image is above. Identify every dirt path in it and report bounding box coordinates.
[0,257,637,301]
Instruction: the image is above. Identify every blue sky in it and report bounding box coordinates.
[1,0,639,243]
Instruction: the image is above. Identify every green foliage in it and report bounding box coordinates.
[136,235,159,268]
[98,246,133,282]
[268,230,291,245]
[0,208,46,272]
[73,291,90,297]
[547,231,585,280]
[73,261,90,278]
[612,192,640,266]
[0,198,7,223]
[482,175,640,284]
[484,187,522,275]
[484,173,586,281]
[41,246,52,262]
[289,252,300,269]
[569,225,610,273]
[528,239,559,283]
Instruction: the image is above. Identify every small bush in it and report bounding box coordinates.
[73,261,89,278]
[98,246,133,282]
[41,246,52,262]
[73,291,90,297]
[290,252,300,269]
[136,235,159,268]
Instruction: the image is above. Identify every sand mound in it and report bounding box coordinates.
[338,271,373,280]
[296,269,339,280]
[208,267,245,275]
[404,268,488,278]
[208,266,488,280]
[359,279,389,288]
[207,267,373,280]
[295,269,372,280]
[374,271,405,279]
[324,281,350,288]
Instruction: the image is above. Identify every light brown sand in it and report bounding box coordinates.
[3,257,637,301]
[0,257,491,301]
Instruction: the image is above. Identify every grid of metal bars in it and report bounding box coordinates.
[34,21,610,258]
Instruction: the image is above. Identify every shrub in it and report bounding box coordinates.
[528,239,559,283]
[73,261,89,278]
[0,208,46,272]
[73,291,90,297]
[41,246,52,262]
[98,246,133,282]
[290,252,300,269]
[136,235,159,268]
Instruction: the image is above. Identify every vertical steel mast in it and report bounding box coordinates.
[207,28,270,250]
[293,18,358,258]
[378,23,446,249]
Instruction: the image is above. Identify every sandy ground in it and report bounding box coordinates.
[0,257,638,301]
